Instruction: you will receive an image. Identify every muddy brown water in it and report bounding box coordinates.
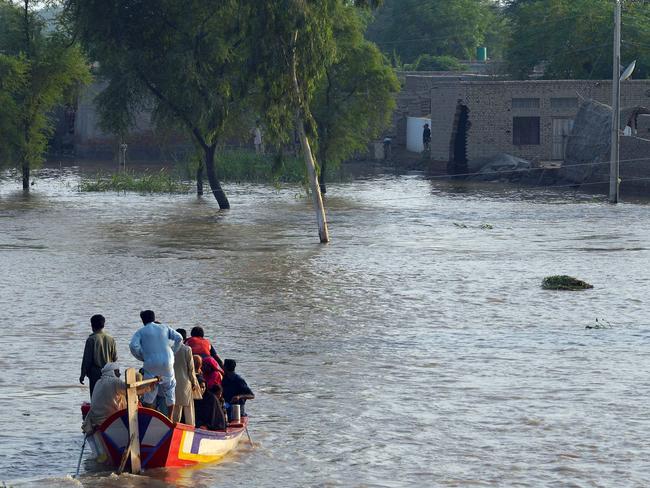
[1,167,650,487]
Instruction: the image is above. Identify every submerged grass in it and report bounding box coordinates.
[79,169,191,194]
[80,150,324,194]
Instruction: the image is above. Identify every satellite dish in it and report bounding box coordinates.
[620,60,636,81]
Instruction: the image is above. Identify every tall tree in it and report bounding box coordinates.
[506,0,650,79]
[67,0,259,209]
[312,8,399,194]
[366,0,506,65]
[0,0,90,190]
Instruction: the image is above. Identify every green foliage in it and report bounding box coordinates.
[311,6,399,178]
[367,0,507,64]
[403,54,464,72]
[0,1,90,179]
[507,0,650,79]
[79,169,190,193]
[216,150,306,183]
[541,275,594,290]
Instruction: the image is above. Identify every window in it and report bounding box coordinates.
[550,97,578,109]
[513,117,540,145]
[512,98,540,109]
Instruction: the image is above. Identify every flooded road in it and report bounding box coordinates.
[1,168,650,487]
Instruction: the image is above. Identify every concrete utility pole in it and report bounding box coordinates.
[609,0,621,203]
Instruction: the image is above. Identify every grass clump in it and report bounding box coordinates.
[541,275,593,290]
[79,169,190,194]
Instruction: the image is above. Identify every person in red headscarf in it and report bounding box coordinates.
[185,326,223,367]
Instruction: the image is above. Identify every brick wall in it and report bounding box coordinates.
[429,79,650,165]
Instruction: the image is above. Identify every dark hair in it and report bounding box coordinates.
[140,310,155,324]
[209,383,223,396]
[223,359,236,372]
[90,314,105,330]
[176,328,187,340]
[190,326,204,338]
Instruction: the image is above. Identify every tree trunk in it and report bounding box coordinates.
[204,144,229,209]
[22,161,30,191]
[196,161,204,196]
[318,152,327,195]
[291,33,329,243]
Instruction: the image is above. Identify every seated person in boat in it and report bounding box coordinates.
[172,328,199,425]
[222,359,255,417]
[201,355,224,390]
[195,381,228,430]
[129,310,183,416]
[80,314,118,399]
[185,326,223,367]
[82,362,156,434]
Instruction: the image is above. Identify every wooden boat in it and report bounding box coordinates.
[84,404,249,469]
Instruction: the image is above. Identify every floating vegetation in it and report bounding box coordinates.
[453,222,494,230]
[79,169,190,194]
[586,318,612,329]
[541,275,593,290]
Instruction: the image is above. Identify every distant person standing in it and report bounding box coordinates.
[422,123,432,153]
[129,310,183,416]
[253,122,264,154]
[383,136,392,160]
[80,314,118,398]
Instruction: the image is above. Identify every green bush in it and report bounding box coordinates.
[541,275,593,290]
[404,54,464,72]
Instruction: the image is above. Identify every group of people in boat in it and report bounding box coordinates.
[80,310,254,434]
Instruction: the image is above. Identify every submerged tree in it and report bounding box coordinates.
[0,0,90,190]
[250,0,385,241]
[311,8,399,194]
[67,0,260,208]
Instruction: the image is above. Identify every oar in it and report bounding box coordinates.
[245,425,254,447]
[74,434,90,478]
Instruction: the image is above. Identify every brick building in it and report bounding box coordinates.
[427,79,650,167]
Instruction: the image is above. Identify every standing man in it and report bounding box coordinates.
[172,328,199,425]
[422,123,432,153]
[80,314,118,398]
[129,310,183,417]
[253,122,264,154]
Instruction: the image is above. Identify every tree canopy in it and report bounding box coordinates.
[366,0,507,66]
[0,0,90,189]
[507,0,650,79]
[311,7,399,193]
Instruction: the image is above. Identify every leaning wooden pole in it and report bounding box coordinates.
[291,32,330,243]
[124,368,142,474]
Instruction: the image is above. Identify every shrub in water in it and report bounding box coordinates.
[541,275,593,290]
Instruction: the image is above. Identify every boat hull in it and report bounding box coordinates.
[88,406,247,469]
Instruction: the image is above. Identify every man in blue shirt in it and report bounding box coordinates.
[129,310,183,416]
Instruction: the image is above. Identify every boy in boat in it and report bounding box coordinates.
[82,362,157,434]
[129,310,183,417]
[221,359,255,418]
[79,314,118,398]
[172,328,199,425]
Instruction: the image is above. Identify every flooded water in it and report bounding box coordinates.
[1,166,650,487]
